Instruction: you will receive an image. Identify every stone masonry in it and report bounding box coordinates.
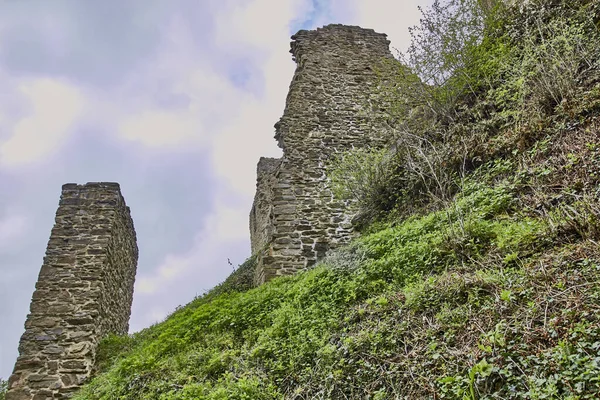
[6,183,138,400]
[250,24,399,284]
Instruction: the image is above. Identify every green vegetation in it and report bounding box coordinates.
[336,0,600,227]
[75,176,600,399]
[76,0,600,398]
[0,378,7,400]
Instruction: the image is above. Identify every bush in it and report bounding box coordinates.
[74,176,600,399]
[404,0,488,109]
[204,255,256,299]
[89,257,258,378]
[354,0,600,226]
[0,378,7,400]
[514,1,600,117]
[328,148,405,227]
[347,0,499,225]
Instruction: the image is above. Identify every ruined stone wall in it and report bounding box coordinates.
[250,24,398,284]
[6,182,138,400]
[250,157,282,255]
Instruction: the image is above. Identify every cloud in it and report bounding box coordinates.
[134,191,251,295]
[114,8,257,150]
[136,254,191,295]
[119,110,200,147]
[127,0,433,330]
[0,214,29,250]
[214,0,311,49]
[208,0,308,197]
[353,0,427,54]
[0,78,84,168]
[0,1,165,87]
[319,0,432,56]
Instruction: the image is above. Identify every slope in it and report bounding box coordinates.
[73,0,600,398]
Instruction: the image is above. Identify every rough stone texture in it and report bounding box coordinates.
[6,183,138,400]
[250,157,282,255]
[250,24,398,284]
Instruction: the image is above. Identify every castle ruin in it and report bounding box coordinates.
[5,24,399,398]
[5,183,138,400]
[250,24,398,284]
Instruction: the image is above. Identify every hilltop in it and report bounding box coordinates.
[25,0,600,398]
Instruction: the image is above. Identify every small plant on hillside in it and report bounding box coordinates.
[329,148,405,227]
[403,0,488,116]
[353,0,600,226]
[0,378,7,400]
[343,0,499,225]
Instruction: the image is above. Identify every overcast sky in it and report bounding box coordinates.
[0,0,431,379]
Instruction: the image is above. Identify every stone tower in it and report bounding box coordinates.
[6,183,138,400]
[250,24,398,284]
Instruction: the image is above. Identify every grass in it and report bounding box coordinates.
[74,176,600,399]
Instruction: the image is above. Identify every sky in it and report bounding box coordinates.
[0,0,432,379]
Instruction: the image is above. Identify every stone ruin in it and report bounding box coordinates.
[250,24,398,284]
[5,23,400,399]
[5,183,138,400]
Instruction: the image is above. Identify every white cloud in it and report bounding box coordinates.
[0,78,84,167]
[119,110,201,147]
[209,0,307,197]
[37,14,72,59]
[136,254,192,294]
[97,1,309,327]
[113,0,304,195]
[207,200,251,242]
[134,194,250,296]
[0,214,29,250]
[331,0,431,55]
[114,8,256,150]
[130,0,431,315]
[214,0,311,50]
[0,0,441,379]
[208,0,431,199]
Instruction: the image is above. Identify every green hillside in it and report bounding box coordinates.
[73,1,600,398]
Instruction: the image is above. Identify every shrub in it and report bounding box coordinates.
[0,378,7,400]
[404,0,488,104]
[73,178,600,399]
[328,148,405,227]
[205,255,256,299]
[352,0,499,224]
[358,0,600,226]
[494,0,600,126]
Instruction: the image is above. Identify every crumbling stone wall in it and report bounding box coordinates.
[6,182,138,400]
[250,24,398,284]
[250,157,282,255]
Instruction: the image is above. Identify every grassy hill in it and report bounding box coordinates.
[72,0,600,398]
